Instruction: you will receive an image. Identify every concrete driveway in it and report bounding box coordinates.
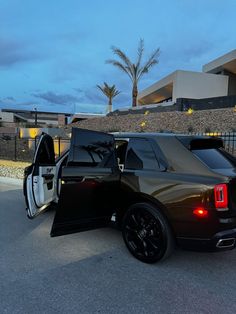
[1,180,236,314]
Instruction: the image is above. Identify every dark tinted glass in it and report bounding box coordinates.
[192,149,234,169]
[37,136,55,165]
[125,138,159,170]
[68,129,115,168]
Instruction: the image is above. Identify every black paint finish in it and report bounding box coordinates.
[51,129,120,236]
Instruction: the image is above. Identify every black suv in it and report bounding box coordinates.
[24,128,236,263]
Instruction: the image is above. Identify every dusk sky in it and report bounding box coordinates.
[0,0,235,114]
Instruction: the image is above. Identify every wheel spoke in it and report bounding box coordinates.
[130,237,143,253]
[131,211,147,227]
[141,239,149,257]
[146,237,159,251]
[139,212,150,227]
[130,214,139,227]
[125,225,137,234]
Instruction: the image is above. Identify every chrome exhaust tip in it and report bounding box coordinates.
[216,238,236,249]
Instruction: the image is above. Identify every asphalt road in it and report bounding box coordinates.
[1,181,236,314]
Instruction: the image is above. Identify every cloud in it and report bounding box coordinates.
[73,88,83,93]
[0,96,16,102]
[5,96,16,101]
[33,91,79,105]
[182,41,214,61]
[84,88,106,103]
[0,37,40,68]
[71,85,129,111]
[71,87,105,104]
[74,86,118,104]
[0,96,16,105]
[80,86,130,110]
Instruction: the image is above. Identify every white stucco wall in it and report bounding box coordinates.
[202,49,236,73]
[173,70,229,101]
[0,111,14,123]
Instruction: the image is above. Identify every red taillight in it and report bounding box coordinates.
[193,207,208,218]
[214,184,228,210]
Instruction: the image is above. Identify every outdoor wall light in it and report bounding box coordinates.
[187,108,194,115]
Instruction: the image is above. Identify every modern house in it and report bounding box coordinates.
[137,49,236,109]
[0,109,73,127]
[0,109,105,127]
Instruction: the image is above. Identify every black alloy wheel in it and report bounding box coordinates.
[122,203,174,263]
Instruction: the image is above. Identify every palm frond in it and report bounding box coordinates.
[136,39,144,69]
[97,82,121,99]
[110,46,133,69]
[97,84,106,95]
[132,64,138,78]
[138,48,160,80]
[144,48,160,68]
[106,60,133,80]
[111,84,121,97]
[138,59,158,78]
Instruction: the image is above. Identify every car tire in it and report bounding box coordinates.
[122,202,174,263]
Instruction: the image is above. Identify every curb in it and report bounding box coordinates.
[0,176,23,186]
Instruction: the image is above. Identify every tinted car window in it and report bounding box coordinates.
[68,141,115,167]
[37,136,55,165]
[192,148,234,169]
[125,138,159,170]
[68,130,115,168]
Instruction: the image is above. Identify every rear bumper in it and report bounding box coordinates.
[177,228,236,252]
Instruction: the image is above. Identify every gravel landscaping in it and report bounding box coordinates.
[0,160,30,179]
[75,107,236,133]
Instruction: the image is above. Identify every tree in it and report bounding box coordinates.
[97,82,120,113]
[106,39,160,107]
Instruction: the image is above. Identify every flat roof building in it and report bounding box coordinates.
[0,109,72,127]
[138,49,236,106]
[0,108,105,127]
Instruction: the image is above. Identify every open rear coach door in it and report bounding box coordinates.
[50,128,120,237]
[25,134,56,218]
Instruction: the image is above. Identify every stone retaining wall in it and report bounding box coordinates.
[74,108,236,133]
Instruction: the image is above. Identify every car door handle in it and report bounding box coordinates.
[42,174,54,180]
[62,176,85,183]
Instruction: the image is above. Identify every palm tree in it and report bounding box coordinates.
[106,39,160,107]
[97,82,121,113]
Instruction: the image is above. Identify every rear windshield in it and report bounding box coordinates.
[192,148,236,169]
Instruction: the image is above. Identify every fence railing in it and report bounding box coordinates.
[191,132,236,156]
[0,134,70,162]
[219,132,236,155]
[0,132,236,163]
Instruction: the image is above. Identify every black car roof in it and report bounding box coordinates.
[113,132,223,150]
[113,132,213,140]
[113,132,177,137]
